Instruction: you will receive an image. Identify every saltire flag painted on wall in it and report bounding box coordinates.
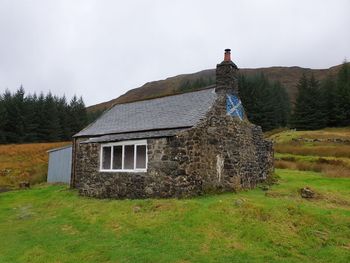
[226,95,244,120]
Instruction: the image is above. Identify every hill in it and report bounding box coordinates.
[87,64,343,113]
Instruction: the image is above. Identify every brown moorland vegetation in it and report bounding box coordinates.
[0,142,70,190]
[275,143,350,158]
[271,128,350,178]
[275,159,350,178]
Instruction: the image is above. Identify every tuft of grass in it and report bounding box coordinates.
[0,169,350,262]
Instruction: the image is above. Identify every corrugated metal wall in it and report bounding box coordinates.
[47,146,72,184]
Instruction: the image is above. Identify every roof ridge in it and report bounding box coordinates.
[110,85,216,107]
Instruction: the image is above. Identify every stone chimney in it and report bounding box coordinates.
[215,49,239,95]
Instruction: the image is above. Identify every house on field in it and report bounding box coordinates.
[71,49,274,198]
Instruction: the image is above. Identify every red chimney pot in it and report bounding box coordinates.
[224,49,231,62]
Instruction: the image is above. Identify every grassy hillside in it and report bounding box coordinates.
[271,128,350,177]
[87,64,343,113]
[0,142,70,191]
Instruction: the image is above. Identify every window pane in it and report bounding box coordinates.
[136,145,146,169]
[112,146,122,169]
[124,145,135,169]
[102,147,111,169]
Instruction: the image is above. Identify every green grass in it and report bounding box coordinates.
[270,127,350,144]
[1,169,350,263]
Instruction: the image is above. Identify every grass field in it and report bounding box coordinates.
[0,142,70,190]
[0,128,350,262]
[0,169,349,262]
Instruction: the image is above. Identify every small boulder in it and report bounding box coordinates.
[300,187,315,199]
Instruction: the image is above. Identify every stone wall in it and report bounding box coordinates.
[73,92,274,199]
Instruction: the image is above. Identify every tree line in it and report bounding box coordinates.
[1,62,348,144]
[178,62,350,131]
[291,62,350,130]
[239,74,291,131]
[0,87,88,143]
[178,72,291,131]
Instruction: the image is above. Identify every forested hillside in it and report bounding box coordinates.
[239,74,290,131]
[291,62,350,130]
[0,88,87,144]
[87,64,344,113]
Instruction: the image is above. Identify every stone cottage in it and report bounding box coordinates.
[71,49,274,198]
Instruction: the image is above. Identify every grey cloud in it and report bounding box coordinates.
[0,0,349,106]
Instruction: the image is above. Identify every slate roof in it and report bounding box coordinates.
[74,87,217,137]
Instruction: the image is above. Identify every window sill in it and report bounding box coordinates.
[99,169,147,173]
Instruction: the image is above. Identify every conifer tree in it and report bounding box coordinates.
[291,74,327,130]
[0,95,7,143]
[68,95,88,137]
[56,96,71,140]
[23,93,40,142]
[42,92,61,142]
[239,73,290,131]
[35,92,47,141]
[291,74,308,129]
[334,62,350,126]
[320,76,337,127]
[4,87,26,142]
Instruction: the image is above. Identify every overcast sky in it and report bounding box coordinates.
[0,0,349,106]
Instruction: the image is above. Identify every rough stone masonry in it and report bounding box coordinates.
[72,49,274,198]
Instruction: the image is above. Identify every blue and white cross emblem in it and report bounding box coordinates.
[226,95,244,120]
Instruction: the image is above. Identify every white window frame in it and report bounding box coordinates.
[100,140,148,172]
